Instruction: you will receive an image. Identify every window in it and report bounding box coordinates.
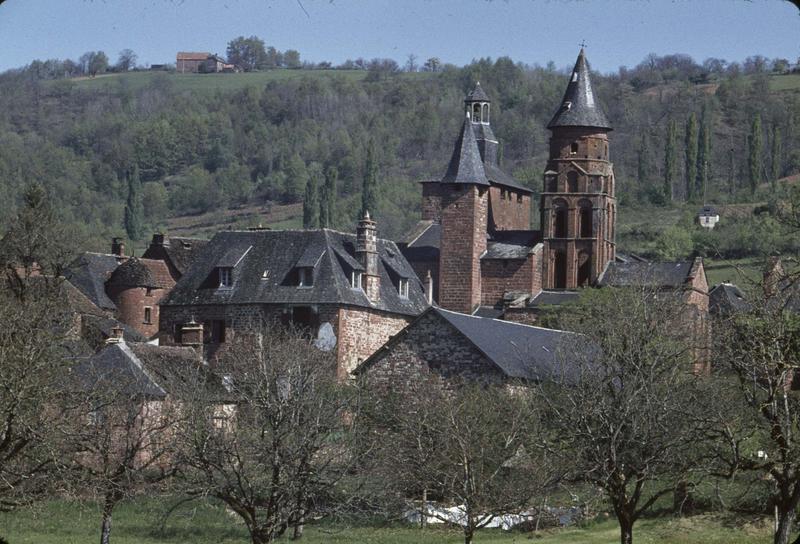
[570,142,578,154]
[219,267,233,288]
[482,103,489,124]
[553,200,568,238]
[579,200,593,238]
[500,189,507,200]
[297,267,313,287]
[554,250,567,288]
[472,103,481,122]
[351,271,362,290]
[567,171,579,192]
[517,194,523,203]
[146,287,153,297]
[143,307,152,324]
[398,278,409,298]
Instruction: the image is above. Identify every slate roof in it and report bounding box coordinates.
[359,307,584,383]
[598,261,695,288]
[73,341,168,399]
[107,257,172,289]
[484,162,533,193]
[483,232,540,260]
[64,252,124,311]
[528,290,582,307]
[465,82,490,102]
[80,314,148,349]
[548,49,612,131]
[442,115,490,186]
[162,229,428,317]
[142,236,209,276]
[400,222,441,262]
[709,283,750,316]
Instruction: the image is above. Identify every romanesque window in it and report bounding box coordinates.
[567,171,578,193]
[472,103,481,122]
[144,307,152,324]
[570,142,578,154]
[482,103,489,123]
[579,200,593,238]
[553,199,568,238]
[554,250,567,289]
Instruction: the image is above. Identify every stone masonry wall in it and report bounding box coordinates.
[336,307,412,380]
[360,311,505,390]
[488,186,531,230]
[480,256,538,307]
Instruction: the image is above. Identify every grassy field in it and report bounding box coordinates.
[769,73,800,93]
[0,498,773,544]
[63,69,432,94]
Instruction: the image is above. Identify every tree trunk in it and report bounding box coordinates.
[775,507,797,544]
[420,488,427,529]
[463,526,474,544]
[292,511,304,540]
[100,494,118,544]
[618,515,634,544]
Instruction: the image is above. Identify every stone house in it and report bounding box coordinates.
[158,215,429,378]
[176,52,226,73]
[355,307,582,390]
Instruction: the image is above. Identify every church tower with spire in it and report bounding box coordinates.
[541,48,616,289]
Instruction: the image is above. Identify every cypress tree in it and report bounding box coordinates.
[684,113,698,201]
[361,142,378,218]
[123,165,144,241]
[320,166,338,228]
[302,169,320,229]
[728,145,736,196]
[637,130,651,187]
[696,104,711,199]
[771,124,782,189]
[663,119,677,202]
[748,113,763,194]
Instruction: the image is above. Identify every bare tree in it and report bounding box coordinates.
[405,53,418,73]
[701,274,800,544]
[116,49,137,72]
[175,323,363,544]
[364,380,552,544]
[536,286,702,544]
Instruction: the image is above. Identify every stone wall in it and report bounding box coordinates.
[488,186,531,230]
[336,307,412,380]
[480,255,539,307]
[360,310,505,390]
[108,285,164,338]
[421,183,443,222]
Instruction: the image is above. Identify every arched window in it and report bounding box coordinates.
[579,200,593,238]
[554,250,567,289]
[567,171,578,193]
[472,103,481,123]
[577,252,591,287]
[482,103,489,124]
[553,199,568,238]
[545,175,557,192]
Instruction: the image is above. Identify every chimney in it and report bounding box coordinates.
[111,237,125,257]
[106,325,124,344]
[150,233,165,248]
[425,269,434,305]
[356,211,380,303]
[181,320,204,347]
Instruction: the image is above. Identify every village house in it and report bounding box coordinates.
[157,214,429,378]
[175,52,236,73]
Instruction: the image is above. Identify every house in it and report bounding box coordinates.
[698,206,720,229]
[355,307,583,389]
[176,52,226,73]
[65,235,207,341]
[158,215,429,378]
[708,283,750,317]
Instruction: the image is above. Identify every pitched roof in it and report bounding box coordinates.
[548,49,612,131]
[441,115,490,186]
[709,283,750,316]
[177,52,211,61]
[162,229,428,316]
[142,236,209,276]
[598,261,695,288]
[73,341,168,399]
[359,307,584,383]
[483,232,540,260]
[528,290,582,307]
[485,162,533,193]
[64,252,124,311]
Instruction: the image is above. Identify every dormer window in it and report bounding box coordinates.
[398,278,409,298]
[297,267,313,287]
[351,271,362,290]
[219,267,233,288]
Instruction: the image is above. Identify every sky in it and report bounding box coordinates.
[0,0,798,74]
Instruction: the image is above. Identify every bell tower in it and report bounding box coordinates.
[541,48,615,289]
[464,82,499,166]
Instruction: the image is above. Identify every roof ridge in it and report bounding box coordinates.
[435,307,576,335]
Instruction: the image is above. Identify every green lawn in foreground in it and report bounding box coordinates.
[0,499,772,544]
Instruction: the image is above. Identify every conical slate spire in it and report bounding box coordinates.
[465,81,490,103]
[547,49,612,131]
[441,113,489,186]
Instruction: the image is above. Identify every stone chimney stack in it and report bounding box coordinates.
[425,270,434,305]
[150,233,165,248]
[111,237,125,257]
[106,325,124,344]
[356,211,380,303]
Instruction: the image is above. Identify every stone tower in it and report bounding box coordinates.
[356,211,380,302]
[437,112,489,313]
[541,49,615,289]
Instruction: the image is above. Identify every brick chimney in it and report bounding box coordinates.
[111,237,125,257]
[356,211,380,303]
